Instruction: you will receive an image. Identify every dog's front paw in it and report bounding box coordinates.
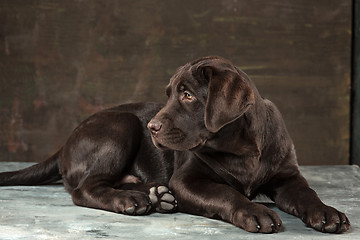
[232,203,282,233]
[301,205,350,233]
[149,185,177,213]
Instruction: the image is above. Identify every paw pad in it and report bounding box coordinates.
[149,185,177,213]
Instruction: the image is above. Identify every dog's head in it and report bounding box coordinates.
[148,56,255,151]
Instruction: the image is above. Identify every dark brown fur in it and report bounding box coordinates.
[0,56,350,233]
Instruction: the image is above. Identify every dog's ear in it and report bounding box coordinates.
[201,63,255,133]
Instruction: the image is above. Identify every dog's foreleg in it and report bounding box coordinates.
[268,174,350,233]
[170,166,282,233]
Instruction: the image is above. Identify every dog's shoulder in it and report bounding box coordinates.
[262,98,288,130]
[261,98,294,152]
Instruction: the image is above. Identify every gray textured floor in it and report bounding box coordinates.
[0,162,359,240]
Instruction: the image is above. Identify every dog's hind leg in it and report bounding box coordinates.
[120,182,178,214]
[61,111,176,215]
[71,177,177,215]
[59,112,150,215]
[71,176,154,215]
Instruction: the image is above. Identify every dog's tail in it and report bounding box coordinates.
[0,150,62,186]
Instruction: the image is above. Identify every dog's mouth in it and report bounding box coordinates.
[189,138,207,151]
[152,140,169,151]
[151,133,207,151]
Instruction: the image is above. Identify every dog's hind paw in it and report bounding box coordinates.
[149,185,177,213]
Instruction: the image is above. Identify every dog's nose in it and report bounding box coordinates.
[147,120,162,134]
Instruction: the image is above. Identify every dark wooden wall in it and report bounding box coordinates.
[352,0,360,166]
[0,0,352,165]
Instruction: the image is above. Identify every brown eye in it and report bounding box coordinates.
[183,91,193,100]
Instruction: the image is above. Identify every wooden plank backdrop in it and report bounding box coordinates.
[352,0,360,166]
[0,0,352,165]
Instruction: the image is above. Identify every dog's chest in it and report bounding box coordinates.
[221,155,267,198]
[197,151,266,199]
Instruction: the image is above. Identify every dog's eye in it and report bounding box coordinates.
[183,91,193,100]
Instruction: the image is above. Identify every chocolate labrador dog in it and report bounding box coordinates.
[0,56,350,233]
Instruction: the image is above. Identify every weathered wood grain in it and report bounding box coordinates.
[0,0,352,165]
